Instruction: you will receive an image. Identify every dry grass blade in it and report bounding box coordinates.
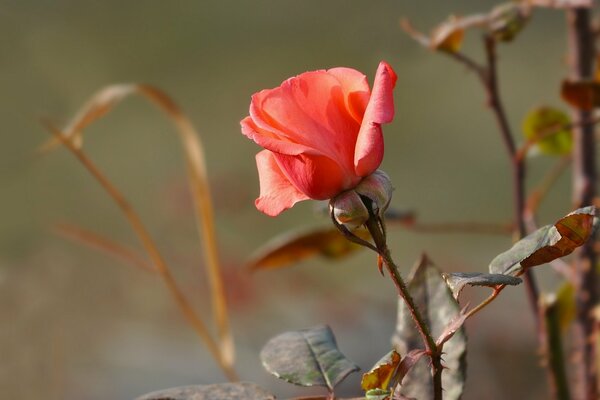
[53,223,155,272]
[40,83,236,378]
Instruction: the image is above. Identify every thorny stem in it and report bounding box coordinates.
[363,214,443,400]
[566,7,598,400]
[331,204,442,399]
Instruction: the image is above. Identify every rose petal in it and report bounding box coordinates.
[326,67,370,123]
[255,150,309,216]
[354,62,397,177]
[274,152,360,200]
[241,116,317,156]
[250,71,359,173]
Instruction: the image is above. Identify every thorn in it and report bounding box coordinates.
[378,255,385,276]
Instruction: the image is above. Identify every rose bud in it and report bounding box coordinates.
[330,170,393,230]
[355,170,393,217]
[330,190,370,230]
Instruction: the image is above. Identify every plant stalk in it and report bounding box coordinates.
[363,215,442,400]
[566,7,598,400]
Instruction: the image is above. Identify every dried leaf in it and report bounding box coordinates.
[436,307,469,347]
[401,15,488,53]
[136,382,275,400]
[561,80,600,111]
[247,227,370,271]
[442,272,522,300]
[260,325,359,390]
[489,206,595,275]
[361,350,402,391]
[430,16,466,53]
[395,349,428,386]
[522,107,572,155]
[392,255,466,400]
[488,2,531,42]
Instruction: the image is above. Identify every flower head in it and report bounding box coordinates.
[241,61,397,216]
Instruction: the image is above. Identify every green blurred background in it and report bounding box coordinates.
[0,1,582,398]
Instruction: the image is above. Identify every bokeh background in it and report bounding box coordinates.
[0,1,586,398]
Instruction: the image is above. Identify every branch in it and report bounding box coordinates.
[566,7,598,399]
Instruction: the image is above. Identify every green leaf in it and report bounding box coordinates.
[135,382,275,400]
[522,106,572,155]
[260,325,359,390]
[365,388,392,400]
[442,272,522,300]
[247,227,370,271]
[392,255,467,400]
[489,206,595,276]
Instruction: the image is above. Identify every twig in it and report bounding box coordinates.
[406,221,513,236]
[525,155,572,218]
[481,33,542,322]
[53,223,155,272]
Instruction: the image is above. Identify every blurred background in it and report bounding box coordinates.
[0,0,585,398]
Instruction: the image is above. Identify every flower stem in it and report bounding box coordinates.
[363,215,442,400]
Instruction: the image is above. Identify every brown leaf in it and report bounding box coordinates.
[489,206,596,275]
[395,349,428,387]
[430,16,466,53]
[361,350,402,391]
[561,80,600,111]
[247,227,370,271]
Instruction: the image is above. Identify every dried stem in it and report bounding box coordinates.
[41,84,234,366]
[566,7,598,399]
[53,223,155,272]
[45,123,238,381]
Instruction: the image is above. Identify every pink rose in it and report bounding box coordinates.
[241,61,397,216]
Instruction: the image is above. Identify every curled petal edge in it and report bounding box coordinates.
[254,150,310,216]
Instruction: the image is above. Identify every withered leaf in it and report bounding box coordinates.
[561,80,600,111]
[361,350,402,391]
[442,272,522,300]
[247,227,370,271]
[489,206,595,276]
